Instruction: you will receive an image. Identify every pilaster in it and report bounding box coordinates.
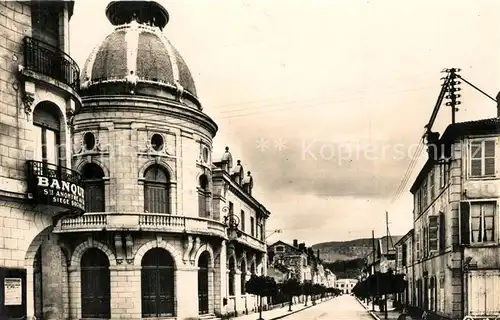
[176,265,199,319]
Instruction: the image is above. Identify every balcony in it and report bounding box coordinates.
[227,229,266,252]
[53,213,227,239]
[26,160,85,215]
[23,36,80,91]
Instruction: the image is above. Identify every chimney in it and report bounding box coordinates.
[299,243,305,251]
[317,249,320,259]
[293,239,298,247]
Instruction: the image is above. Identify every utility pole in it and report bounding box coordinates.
[385,211,389,320]
[444,68,461,124]
[372,230,376,312]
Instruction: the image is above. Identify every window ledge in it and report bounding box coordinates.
[466,242,499,248]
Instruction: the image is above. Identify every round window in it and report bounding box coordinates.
[83,132,96,150]
[202,147,209,163]
[151,133,164,151]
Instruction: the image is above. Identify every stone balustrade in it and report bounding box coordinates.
[53,212,227,239]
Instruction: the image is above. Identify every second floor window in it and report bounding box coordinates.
[250,217,255,237]
[470,140,496,177]
[198,175,208,218]
[33,102,61,165]
[31,1,61,47]
[471,202,495,243]
[461,201,496,244]
[240,210,245,232]
[82,163,105,213]
[428,215,439,252]
[144,165,170,214]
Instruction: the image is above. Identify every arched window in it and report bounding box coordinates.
[141,248,175,317]
[33,102,61,165]
[240,260,247,295]
[198,252,210,314]
[198,174,208,218]
[144,165,170,214]
[82,163,105,212]
[250,262,256,275]
[228,258,235,296]
[81,248,111,319]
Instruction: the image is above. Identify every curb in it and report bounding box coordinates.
[355,297,381,320]
[268,297,335,320]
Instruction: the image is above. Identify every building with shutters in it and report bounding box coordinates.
[1,1,271,319]
[408,117,499,320]
[363,235,402,275]
[394,229,413,308]
[267,239,334,287]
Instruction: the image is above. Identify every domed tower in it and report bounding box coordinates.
[56,2,223,319]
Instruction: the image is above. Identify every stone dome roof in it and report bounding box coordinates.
[79,1,200,108]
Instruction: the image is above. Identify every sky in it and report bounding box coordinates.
[70,0,500,245]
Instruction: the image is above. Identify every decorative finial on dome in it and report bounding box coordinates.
[237,160,241,165]
[225,146,229,152]
[105,1,170,30]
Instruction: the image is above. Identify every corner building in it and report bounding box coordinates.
[54,1,270,320]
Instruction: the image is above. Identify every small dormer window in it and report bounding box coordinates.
[275,245,284,253]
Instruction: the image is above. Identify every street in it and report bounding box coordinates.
[285,295,373,320]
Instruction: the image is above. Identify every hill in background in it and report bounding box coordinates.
[312,238,375,262]
[312,237,398,279]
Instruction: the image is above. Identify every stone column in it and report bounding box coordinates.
[110,264,141,319]
[208,267,215,314]
[67,266,80,319]
[40,235,65,320]
[234,270,241,314]
[176,265,199,319]
[214,240,226,316]
[25,266,34,320]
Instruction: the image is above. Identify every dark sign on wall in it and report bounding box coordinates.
[27,160,85,214]
[0,268,27,319]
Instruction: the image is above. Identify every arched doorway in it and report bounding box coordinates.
[198,251,210,314]
[81,248,111,318]
[141,248,175,317]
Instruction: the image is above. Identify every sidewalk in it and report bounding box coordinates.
[355,298,421,320]
[229,297,335,320]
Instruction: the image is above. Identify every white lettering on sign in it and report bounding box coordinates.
[36,176,85,210]
[4,278,22,306]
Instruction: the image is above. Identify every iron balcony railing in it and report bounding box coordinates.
[27,160,82,185]
[23,37,80,91]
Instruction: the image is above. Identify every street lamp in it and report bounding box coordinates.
[265,229,282,239]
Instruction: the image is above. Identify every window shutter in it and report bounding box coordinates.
[470,142,482,177]
[429,216,438,252]
[484,140,496,176]
[460,202,470,245]
[439,212,445,251]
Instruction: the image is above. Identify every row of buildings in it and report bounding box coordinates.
[369,115,499,320]
[0,1,274,319]
[267,240,337,288]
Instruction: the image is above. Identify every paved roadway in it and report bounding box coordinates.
[285,294,373,320]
